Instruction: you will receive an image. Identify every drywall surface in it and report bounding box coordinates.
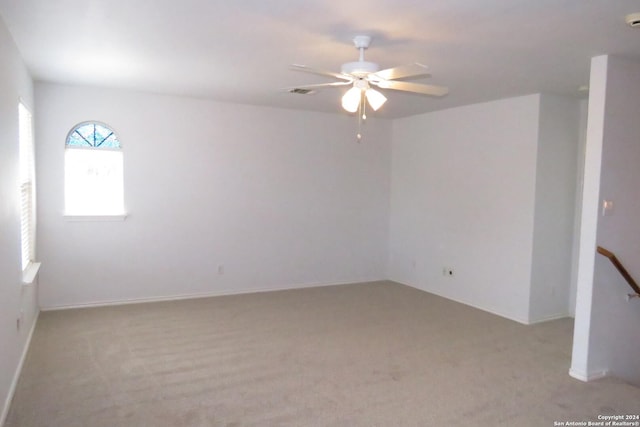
[35,83,391,308]
[571,56,608,382]
[568,99,589,318]
[389,95,540,323]
[528,94,580,322]
[0,16,38,425]
[584,56,640,385]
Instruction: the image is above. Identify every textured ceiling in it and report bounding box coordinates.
[1,0,639,118]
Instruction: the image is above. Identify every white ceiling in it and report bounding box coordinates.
[1,0,639,118]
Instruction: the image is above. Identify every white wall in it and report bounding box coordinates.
[0,16,38,425]
[568,99,589,317]
[572,55,640,385]
[529,94,580,321]
[389,93,580,324]
[35,83,391,308]
[388,95,541,323]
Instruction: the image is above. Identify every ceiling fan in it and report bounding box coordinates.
[288,35,448,115]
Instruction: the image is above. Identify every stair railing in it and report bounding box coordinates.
[597,246,640,300]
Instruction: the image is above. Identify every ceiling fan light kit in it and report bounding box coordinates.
[341,86,361,113]
[340,78,387,113]
[288,35,448,140]
[364,88,387,111]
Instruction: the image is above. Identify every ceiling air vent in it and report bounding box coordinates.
[626,13,640,28]
[288,88,316,95]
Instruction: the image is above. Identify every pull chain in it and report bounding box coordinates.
[356,91,366,142]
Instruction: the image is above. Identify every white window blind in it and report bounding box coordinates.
[19,102,35,271]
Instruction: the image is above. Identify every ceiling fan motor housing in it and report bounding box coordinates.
[341,61,379,77]
[341,35,379,77]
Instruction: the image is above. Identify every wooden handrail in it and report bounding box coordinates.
[597,246,640,298]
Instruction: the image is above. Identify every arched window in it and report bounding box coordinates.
[65,122,125,216]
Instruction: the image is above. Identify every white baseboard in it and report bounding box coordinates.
[527,312,572,325]
[569,368,609,382]
[392,280,571,325]
[391,279,532,325]
[1,310,39,427]
[40,278,386,311]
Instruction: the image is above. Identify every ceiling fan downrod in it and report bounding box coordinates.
[353,35,370,62]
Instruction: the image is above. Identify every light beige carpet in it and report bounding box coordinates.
[6,281,640,426]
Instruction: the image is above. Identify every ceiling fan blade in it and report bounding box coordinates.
[372,63,430,81]
[290,64,351,81]
[282,81,352,91]
[376,80,449,97]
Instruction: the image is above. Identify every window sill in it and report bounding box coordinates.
[22,262,41,285]
[64,214,128,222]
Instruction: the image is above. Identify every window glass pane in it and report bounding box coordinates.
[67,131,91,147]
[19,102,35,269]
[65,149,124,215]
[66,123,121,149]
